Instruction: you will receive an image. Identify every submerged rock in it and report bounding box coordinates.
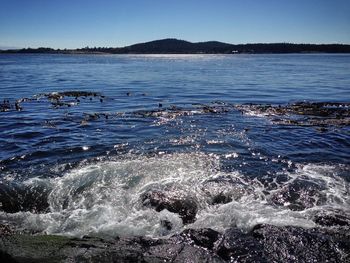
[202,176,253,205]
[160,220,173,230]
[0,99,11,112]
[141,190,198,224]
[45,91,101,99]
[236,101,350,127]
[269,177,327,211]
[1,91,105,113]
[2,93,349,130]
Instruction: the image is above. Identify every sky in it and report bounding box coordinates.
[0,0,349,49]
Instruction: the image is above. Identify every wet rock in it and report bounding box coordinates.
[176,228,222,250]
[202,176,252,205]
[0,251,17,263]
[211,193,232,205]
[160,220,173,230]
[314,211,350,227]
[215,227,265,262]
[151,229,223,262]
[215,224,350,262]
[1,225,349,262]
[0,182,50,213]
[1,234,151,263]
[251,224,349,262]
[172,245,224,263]
[0,232,223,263]
[141,190,198,224]
[0,224,16,236]
[146,242,224,263]
[145,243,186,262]
[257,173,290,191]
[270,178,327,211]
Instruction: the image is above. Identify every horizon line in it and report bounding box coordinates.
[1,38,350,50]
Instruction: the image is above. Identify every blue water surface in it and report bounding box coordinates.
[0,53,349,236]
[0,53,349,175]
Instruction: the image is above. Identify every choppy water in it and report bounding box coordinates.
[0,53,349,238]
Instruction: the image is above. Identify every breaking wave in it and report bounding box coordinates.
[0,152,348,238]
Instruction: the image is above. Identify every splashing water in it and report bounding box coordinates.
[0,152,348,238]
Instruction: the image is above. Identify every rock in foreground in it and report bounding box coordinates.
[141,189,198,224]
[1,223,349,262]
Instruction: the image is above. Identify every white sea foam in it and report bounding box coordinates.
[0,153,348,237]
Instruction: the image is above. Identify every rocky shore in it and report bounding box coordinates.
[1,222,349,262]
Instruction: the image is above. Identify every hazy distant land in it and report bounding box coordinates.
[1,38,350,54]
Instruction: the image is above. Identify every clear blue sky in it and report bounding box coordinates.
[1,0,349,49]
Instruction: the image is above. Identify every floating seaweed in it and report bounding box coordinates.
[0,100,11,112]
[0,91,105,112]
[2,92,349,129]
[235,101,350,127]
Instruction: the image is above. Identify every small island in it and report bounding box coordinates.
[1,38,350,54]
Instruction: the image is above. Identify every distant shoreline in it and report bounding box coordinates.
[2,52,350,56]
[1,38,350,54]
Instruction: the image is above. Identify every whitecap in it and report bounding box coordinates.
[0,154,348,238]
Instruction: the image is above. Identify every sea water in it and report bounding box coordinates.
[0,53,349,237]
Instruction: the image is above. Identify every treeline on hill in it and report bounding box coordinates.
[2,39,350,54]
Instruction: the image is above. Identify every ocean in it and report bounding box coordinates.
[0,53,349,238]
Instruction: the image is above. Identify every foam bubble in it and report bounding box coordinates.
[0,153,348,238]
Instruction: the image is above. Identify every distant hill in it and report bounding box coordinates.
[2,38,350,54]
[115,39,350,54]
[116,39,235,54]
